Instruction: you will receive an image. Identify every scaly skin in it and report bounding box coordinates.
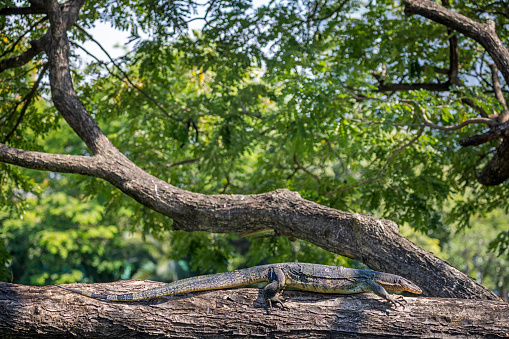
[57,263,422,307]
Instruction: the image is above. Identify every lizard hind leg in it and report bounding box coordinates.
[262,267,287,309]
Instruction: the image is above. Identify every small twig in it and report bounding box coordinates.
[460,97,489,118]
[311,0,349,22]
[238,228,274,238]
[75,25,174,120]
[343,116,422,129]
[0,63,41,83]
[400,99,496,131]
[0,17,47,59]
[489,63,509,122]
[240,102,262,118]
[221,176,231,194]
[293,154,321,184]
[1,63,48,143]
[286,167,299,181]
[250,233,279,240]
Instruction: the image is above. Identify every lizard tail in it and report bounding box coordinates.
[56,285,111,299]
[56,266,269,301]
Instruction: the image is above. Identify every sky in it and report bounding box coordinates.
[80,0,271,64]
[80,23,134,63]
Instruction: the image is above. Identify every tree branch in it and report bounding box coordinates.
[403,0,509,88]
[0,38,45,73]
[442,0,461,86]
[0,6,45,16]
[460,97,489,118]
[376,80,451,93]
[489,63,509,122]
[0,144,103,175]
[0,17,47,59]
[402,99,496,131]
[42,0,115,155]
[423,115,495,131]
[460,120,509,146]
[311,0,349,22]
[293,154,321,184]
[477,137,509,185]
[166,158,200,168]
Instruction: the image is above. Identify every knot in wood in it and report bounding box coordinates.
[485,19,496,33]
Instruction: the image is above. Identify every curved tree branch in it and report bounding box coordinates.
[42,0,114,155]
[423,116,496,131]
[403,0,509,87]
[460,120,509,147]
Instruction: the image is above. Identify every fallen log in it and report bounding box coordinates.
[0,280,507,338]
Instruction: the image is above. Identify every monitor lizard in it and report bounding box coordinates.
[57,262,422,307]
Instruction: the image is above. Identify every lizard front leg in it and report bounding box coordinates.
[363,280,406,308]
[262,267,286,308]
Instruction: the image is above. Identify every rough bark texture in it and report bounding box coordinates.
[477,138,509,185]
[403,0,509,185]
[0,0,500,302]
[0,281,507,338]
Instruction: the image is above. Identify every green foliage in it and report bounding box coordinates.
[490,231,509,257]
[442,210,509,298]
[1,0,509,292]
[2,192,122,284]
[0,233,10,281]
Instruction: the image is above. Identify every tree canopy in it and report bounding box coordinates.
[0,0,508,301]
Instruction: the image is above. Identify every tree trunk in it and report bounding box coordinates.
[0,281,507,338]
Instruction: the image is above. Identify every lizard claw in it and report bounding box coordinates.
[265,299,289,312]
[265,294,289,311]
[390,295,406,309]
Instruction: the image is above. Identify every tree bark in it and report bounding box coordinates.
[0,281,507,338]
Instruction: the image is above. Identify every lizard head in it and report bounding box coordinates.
[395,277,422,294]
[377,275,422,294]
